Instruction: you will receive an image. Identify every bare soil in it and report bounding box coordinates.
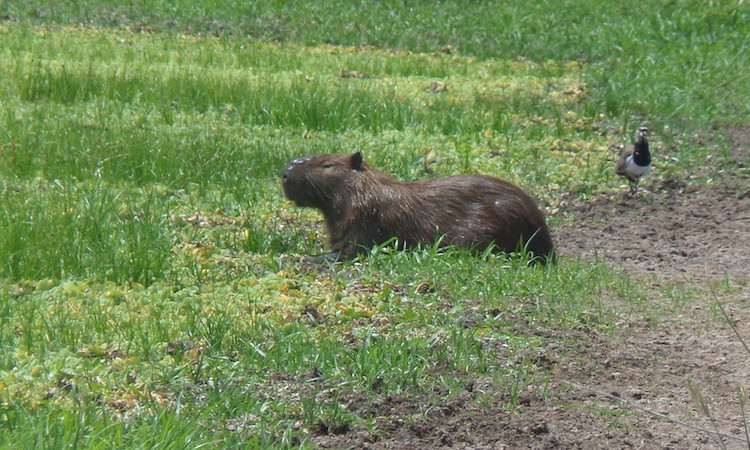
[313,129,750,449]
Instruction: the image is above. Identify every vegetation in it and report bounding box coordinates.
[0,0,748,447]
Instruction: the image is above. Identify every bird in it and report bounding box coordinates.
[616,127,651,194]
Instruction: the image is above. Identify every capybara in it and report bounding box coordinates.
[282,152,554,263]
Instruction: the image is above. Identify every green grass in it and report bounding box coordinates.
[1,1,749,447]
[4,0,749,129]
[1,251,629,447]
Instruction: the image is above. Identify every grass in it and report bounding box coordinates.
[1,1,749,447]
[1,250,627,447]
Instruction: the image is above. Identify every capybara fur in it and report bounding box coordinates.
[282,152,554,263]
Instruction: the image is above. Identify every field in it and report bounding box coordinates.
[1,1,749,448]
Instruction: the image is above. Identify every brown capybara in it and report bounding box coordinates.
[282,152,554,263]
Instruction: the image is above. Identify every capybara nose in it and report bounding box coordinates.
[289,157,308,167]
[283,157,310,181]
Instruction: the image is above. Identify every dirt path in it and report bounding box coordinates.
[314,129,750,449]
[557,176,750,284]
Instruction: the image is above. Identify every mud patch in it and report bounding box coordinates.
[556,176,750,283]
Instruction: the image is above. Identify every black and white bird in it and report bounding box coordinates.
[616,127,651,194]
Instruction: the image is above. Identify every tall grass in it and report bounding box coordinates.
[0,180,172,283]
[4,0,749,128]
[8,56,568,139]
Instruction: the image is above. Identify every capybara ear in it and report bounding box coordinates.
[350,152,364,171]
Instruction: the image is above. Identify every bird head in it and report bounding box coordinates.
[636,127,648,143]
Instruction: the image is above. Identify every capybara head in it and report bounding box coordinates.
[283,152,370,211]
